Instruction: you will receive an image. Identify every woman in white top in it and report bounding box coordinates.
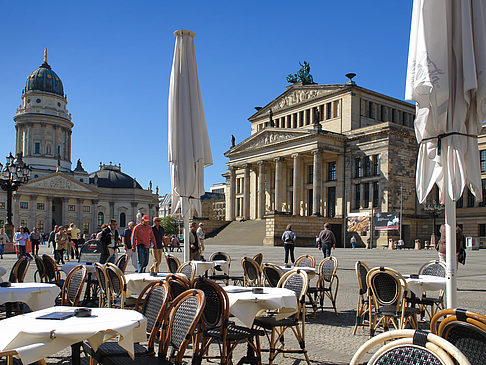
[0,228,9,259]
[14,226,29,258]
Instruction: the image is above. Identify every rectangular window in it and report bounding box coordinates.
[372,155,380,176]
[37,221,44,232]
[83,206,91,213]
[20,219,27,227]
[355,158,362,178]
[68,205,76,212]
[363,183,370,208]
[373,181,379,208]
[326,103,332,119]
[327,161,337,181]
[479,224,486,237]
[368,102,374,119]
[20,202,28,209]
[306,109,311,125]
[456,194,464,208]
[327,187,336,218]
[37,203,45,210]
[83,222,89,234]
[467,189,475,207]
[307,165,313,184]
[380,105,385,121]
[319,105,324,121]
[391,109,396,122]
[0,202,5,209]
[355,184,361,209]
[481,179,486,207]
[34,142,40,154]
[289,168,294,186]
[481,150,486,172]
[364,156,371,177]
[333,100,339,118]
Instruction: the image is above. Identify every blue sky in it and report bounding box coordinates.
[0,1,413,195]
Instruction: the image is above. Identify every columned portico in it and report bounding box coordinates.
[274,157,282,212]
[257,161,265,219]
[228,167,236,220]
[243,164,250,220]
[312,149,322,215]
[292,153,302,216]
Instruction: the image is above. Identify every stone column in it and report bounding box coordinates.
[274,157,282,212]
[92,199,98,232]
[312,150,322,216]
[110,202,115,220]
[303,109,308,125]
[47,197,53,231]
[61,198,67,225]
[291,113,296,128]
[131,202,138,223]
[292,153,302,216]
[243,164,250,220]
[257,161,265,219]
[227,167,236,220]
[297,112,302,128]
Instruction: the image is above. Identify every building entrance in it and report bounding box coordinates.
[52,198,62,228]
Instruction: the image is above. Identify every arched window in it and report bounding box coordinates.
[119,212,126,227]
[97,212,104,229]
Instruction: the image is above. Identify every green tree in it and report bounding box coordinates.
[161,216,177,235]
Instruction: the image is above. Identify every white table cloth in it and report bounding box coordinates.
[0,283,60,311]
[224,285,297,327]
[125,272,185,297]
[0,266,6,281]
[0,306,147,364]
[61,262,95,275]
[192,260,229,276]
[279,266,316,278]
[404,275,446,297]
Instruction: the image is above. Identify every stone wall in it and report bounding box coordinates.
[190,218,231,238]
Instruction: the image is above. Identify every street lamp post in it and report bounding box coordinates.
[423,199,444,247]
[0,152,31,240]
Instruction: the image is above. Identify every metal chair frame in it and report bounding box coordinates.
[416,260,446,320]
[241,256,262,287]
[94,263,111,307]
[33,254,48,283]
[312,257,339,314]
[105,263,129,308]
[61,264,87,306]
[353,260,370,335]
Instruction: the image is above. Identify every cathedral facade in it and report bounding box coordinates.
[0,52,159,234]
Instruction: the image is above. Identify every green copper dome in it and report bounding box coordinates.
[25,50,64,96]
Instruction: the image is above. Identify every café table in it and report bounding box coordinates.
[125,272,185,297]
[0,282,60,311]
[192,260,229,277]
[404,274,446,298]
[0,306,147,365]
[224,285,298,327]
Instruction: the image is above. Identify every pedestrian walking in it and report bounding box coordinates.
[196,223,205,255]
[55,226,68,264]
[14,226,29,258]
[48,225,58,251]
[281,224,296,265]
[0,228,9,259]
[131,215,156,273]
[30,227,41,256]
[121,221,137,271]
[317,223,336,258]
[69,223,81,259]
[189,222,201,261]
[150,217,165,272]
[350,235,356,249]
[99,220,120,264]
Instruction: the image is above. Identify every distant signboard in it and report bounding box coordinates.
[347,212,370,232]
[374,212,399,230]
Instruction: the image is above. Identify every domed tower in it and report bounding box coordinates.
[14,49,73,174]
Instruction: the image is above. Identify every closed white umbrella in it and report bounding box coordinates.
[406,0,486,307]
[168,30,213,262]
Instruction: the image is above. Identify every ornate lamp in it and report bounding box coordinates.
[423,199,444,246]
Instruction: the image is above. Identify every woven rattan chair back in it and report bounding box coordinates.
[318,257,338,283]
[33,254,48,282]
[367,267,403,307]
[61,264,87,306]
[115,254,128,273]
[419,260,446,277]
[194,277,228,329]
[278,269,308,314]
[209,251,231,265]
[165,253,181,274]
[241,257,262,287]
[177,262,195,282]
[253,253,263,267]
[106,263,127,308]
[166,274,191,300]
[94,263,110,307]
[294,255,316,268]
[353,260,370,335]
[355,261,369,293]
[431,308,486,365]
[158,289,205,364]
[262,263,283,287]
[42,254,61,285]
[9,256,30,283]
[350,329,471,365]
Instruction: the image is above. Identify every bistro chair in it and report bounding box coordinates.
[262,263,284,287]
[431,308,486,365]
[42,254,63,287]
[176,261,196,283]
[367,266,419,336]
[166,274,191,300]
[294,254,316,268]
[106,263,136,308]
[94,263,111,307]
[194,277,263,365]
[102,289,206,365]
[84,280,171,364]
[8,256,30,283]
[208,251,231,284]
[253,253,263,267]
[353,260,370,335]
[115,254,128,273]
[415,260,446,320]
[241,257,262,287]
[350,329,471,365]
[164,253,181,274]
[60,264,87,306]
[33,254,48,283]
[254,269,311,365]
[307,257,339,315]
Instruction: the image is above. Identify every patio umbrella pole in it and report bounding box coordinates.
[444,168,457,308]
[183,203,190,262]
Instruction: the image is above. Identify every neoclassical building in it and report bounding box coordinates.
[0,52,159,234]
[223,76,427,247]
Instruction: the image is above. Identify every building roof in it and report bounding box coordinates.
[25,60,64,97]
[89,163,143,189]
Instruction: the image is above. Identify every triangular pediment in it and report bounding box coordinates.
[227,129,311,155]
[23,173,96,193]
[250,84,348,120]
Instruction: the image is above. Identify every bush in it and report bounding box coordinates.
[161,216,177,235]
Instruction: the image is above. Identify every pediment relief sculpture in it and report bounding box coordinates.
[272,89,333,111]
[26,175,92,192]
[236,132,302,153]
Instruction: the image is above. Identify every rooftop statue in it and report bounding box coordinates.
[286,61,314,85]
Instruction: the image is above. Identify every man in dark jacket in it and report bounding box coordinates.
[317,223,336,258]
[99,220,120,264]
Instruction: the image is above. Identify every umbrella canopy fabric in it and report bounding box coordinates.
[406,0,485,205]
[406,0,486,307]
[168,30,212,260]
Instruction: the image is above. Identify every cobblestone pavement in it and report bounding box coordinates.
[1,243,485,364]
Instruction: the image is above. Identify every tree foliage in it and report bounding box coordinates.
[161,216,177,235]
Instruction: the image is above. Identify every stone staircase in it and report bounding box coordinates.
[205,220,266,246]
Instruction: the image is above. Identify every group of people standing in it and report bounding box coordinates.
[281,222,336,264]
[48,224,84,264]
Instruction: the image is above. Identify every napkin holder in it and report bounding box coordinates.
[0,281,11,287]
[74,308,92,317]
[252,287,264,294]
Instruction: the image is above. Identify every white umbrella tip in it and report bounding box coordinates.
[174,30,196,38]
